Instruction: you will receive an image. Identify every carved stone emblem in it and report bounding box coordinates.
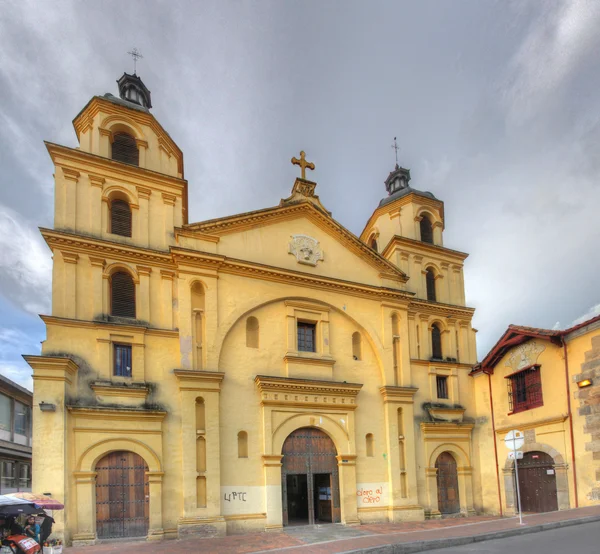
[288,235,324,266]
[505,341,546,371]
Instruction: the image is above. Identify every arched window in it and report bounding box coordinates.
[420,215,434,244]
[110,199,132,237]
[426,268,437,302]
[111,132,139,166]
[366,433,374,457]
[352,332,362,361]
[238,431,248,458]
[246,317,259,348]
[370,238,378,252]
[110,271,135,318]
[431,323,443,360]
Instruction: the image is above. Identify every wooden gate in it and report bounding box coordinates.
[436,452,460,514]
[517,451,558,513]
[95,451,149,539]
[281,428,340,525]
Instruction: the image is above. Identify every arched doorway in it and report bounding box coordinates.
[517,451,558,513]
[436,452,460,514]
[95,451,149,539]
[281,428,340,525]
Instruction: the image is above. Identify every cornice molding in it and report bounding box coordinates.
[173,369,225,392]
[379,386,419,404]
[41,228,174,269]
[171,246,413,303]
[408,298,475,319]
[45,142,186,193]
[40,315,178,338]
[381,235,469,263]
[494,415,568,434]
[255,375,362,397]
[67,406,167,422]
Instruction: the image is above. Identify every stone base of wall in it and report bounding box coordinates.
[177,517,227,538]
[574,334,600,501]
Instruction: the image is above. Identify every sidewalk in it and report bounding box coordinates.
[65,505,600,554]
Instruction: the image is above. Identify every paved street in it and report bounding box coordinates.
[64,505,600,554]
[420,520,600,553]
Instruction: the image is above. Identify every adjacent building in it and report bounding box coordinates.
[472,315,600,515]
[25,73,483,545]
[0,374,32,494]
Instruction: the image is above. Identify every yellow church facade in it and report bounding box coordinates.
[26,74,483,545]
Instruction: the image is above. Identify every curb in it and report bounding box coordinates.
[348,514,600,553]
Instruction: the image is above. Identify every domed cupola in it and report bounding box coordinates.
[117,72,152,109]
[384,164,411,195]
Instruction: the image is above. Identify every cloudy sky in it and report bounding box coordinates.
[1,0,599,390]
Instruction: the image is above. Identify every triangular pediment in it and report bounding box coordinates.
[183,200,408,285]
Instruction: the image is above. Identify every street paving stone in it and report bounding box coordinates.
[65,505,600,554]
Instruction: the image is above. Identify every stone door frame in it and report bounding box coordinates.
[502,442,570,514]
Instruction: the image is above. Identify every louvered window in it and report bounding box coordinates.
[420,216,434,244]
[431,324,442,360]
[111,271,136,318]
[114,344,132,377]
[110,200,132,237]
[111,132,139,166]
[507,365,543,413]
[426,269,437,301]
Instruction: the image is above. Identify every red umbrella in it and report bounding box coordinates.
[5,493,64,510]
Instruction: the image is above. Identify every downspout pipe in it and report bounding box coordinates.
[484,368,503,516]
[562,339,579,507]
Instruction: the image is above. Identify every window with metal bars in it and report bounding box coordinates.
[426,268,437,301]
[110,271,136,318]
[431,324,442,360]
[114,344,132,377]
[297,322,316,352]
[110,199,132,237]
[436,375,449,399]
[420,216,434,244]
[111,132,139,166]
[507,366,543,413]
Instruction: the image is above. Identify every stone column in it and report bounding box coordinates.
[419,315,430,359]
[62,252,78,319]
[502,467,516,516]
[440,262,451,303]
[457,466,475,516]
[98,128,112,158]
[413,256,423,298]
[137,266,152,324]
[407,313,418,359]
[263,455,284,530]
[160,271,175,329]
[136,187,152,248]
[71,471,97,545]
[136,139,148,168]
[62,167,80,231]
[146,471,165,540]
[425,467,441,518]
[89,175,105,238]
[162,193,176,249]
[337,455,359,525]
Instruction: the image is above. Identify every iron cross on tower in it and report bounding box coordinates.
[127,48,144,74]
[391,137,400,167]
[291,151,315,180]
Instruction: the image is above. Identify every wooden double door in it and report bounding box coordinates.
[281,428,341,525]
[517,451,558,513]
[95,451,149,539]
[436,452,460,514]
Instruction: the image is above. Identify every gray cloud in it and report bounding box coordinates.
[1,0,599,390]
